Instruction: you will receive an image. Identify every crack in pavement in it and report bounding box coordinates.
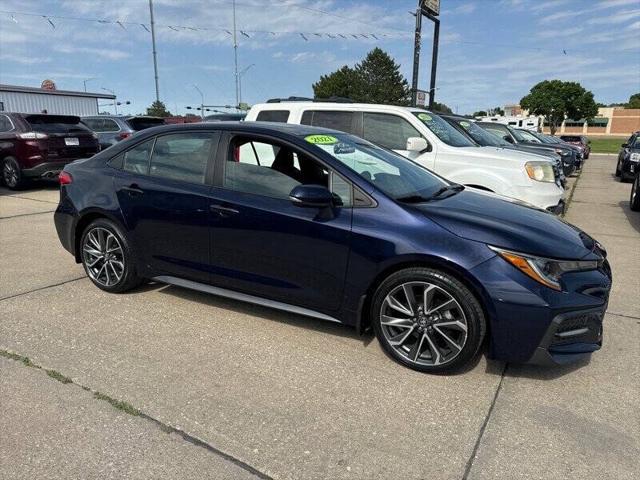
[607,312,640,322]
[462,363,508,480]
[0,348,273,480]
[0,276,87,302]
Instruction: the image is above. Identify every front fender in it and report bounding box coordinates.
[445,169,518,197]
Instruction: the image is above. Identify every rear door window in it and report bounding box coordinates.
[123,139,154,175]
[300,110,356,134]
[255,110,290,123]
[363,113,422,150]
[149,133,218,184]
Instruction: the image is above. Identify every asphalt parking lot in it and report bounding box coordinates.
[1,154,638,480]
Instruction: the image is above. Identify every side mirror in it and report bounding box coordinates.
[503,135,514,144]
[289,185,333,208]
[622,143,628,148]
[406,137,429,152]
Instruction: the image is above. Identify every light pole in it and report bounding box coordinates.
[101,87,117,114]
[149,0,160,103]
[192,84,204,118]
[238,64,255,107]
[411,0,440,109]
[83,77,96,92]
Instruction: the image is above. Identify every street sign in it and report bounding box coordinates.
[421,0,440,16]
[416,90,428,107]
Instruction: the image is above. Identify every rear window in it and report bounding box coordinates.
[126,117,165,131]
[255,110,290,123]
[25,115,90,134]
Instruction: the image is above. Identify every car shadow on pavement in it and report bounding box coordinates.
[157,283,370,344]
[0,181,59,196]
[504,355,592,380]
[619,200,640,234]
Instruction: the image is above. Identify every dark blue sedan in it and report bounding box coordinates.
[54,122,612,373]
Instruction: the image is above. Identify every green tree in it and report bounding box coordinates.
[520,80,598,135]
[492,106,505,116]
[431,102,452,114]
[313,65,360,100]
[472,110,487,117]
[312,48,410,105]
[628,93,640,109]
[146,100,171,117]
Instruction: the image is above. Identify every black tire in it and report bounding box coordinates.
[631,174,640,212]
[80,218,144,293]
[615,159,622,178]
[2,157,25,190]
[371,267,486,374]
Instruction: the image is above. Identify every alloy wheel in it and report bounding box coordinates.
[380,282,468,367]
[82,227,125,287]
[3,161,18,188]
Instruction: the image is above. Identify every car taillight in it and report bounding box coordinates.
[18,132,48,140]
[118,132,131,140]
[59,171,73,185]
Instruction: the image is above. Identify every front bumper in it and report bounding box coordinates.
[470,254,612,365]
[527,308,605,365]
[546,199,566,215]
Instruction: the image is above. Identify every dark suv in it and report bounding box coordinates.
[81,115,165,150]
[0,113,99,189]
[616,131,640,182]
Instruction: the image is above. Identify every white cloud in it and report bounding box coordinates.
[586,8,640,25]
[53,45,131,60]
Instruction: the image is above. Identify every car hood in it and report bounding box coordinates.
[507,145,557,159]
[412,189,593,259]
[456,146,544,164]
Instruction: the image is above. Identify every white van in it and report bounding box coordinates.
[246,102,566,213]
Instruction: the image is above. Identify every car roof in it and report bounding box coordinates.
[252,101,433,115]
[136,120,349,138]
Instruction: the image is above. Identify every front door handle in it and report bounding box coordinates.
[122,183,144,195]
[210,204,239,216]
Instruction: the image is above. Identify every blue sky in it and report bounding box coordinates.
[0,0,638,115]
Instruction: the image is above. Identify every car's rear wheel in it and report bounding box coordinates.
[80,219,143,293]
[631,174,640,212]
[2,157,25,190]
[372,268,486,374]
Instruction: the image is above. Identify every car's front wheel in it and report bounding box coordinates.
[80,219,143,293]
[631,174,640,212]
[372,268,486,374]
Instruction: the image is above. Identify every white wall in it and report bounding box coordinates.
[0,91,99,116]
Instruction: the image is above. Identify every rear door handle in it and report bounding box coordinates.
[122,183,144,195]
[210,204,239,216]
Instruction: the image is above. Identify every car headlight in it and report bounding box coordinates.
[489,246,598,291]
[631,152,640,162]
[525,161,555,182]
[554,148,569,156]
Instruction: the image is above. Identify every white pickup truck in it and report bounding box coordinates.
[246,101,566,213]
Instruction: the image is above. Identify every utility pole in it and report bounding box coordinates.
[232,0,239,108]
[411,1,440,110]
[149,0,160,103]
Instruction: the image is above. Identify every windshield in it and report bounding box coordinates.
[412,111,476,147]
[452,119,509,147]
[304,133,449,200]
[516,129,543,143]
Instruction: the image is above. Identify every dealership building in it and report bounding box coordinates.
[0,83,115,116]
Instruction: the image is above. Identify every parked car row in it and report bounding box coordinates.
[246,101,568,213]
[616,131,640,182]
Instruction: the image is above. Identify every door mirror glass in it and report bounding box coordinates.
[503,135,514,144]
[289,185,333,208]
[406,136,429,152]
[622,143,628,148]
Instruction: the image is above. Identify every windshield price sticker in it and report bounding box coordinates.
[460,121,470,127]
[305,134,338,145]
[418,113,432,121]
